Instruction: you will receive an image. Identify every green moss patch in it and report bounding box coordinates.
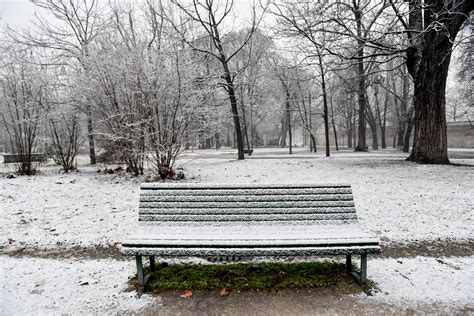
[145,261,361,294]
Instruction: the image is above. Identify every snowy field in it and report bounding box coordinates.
[1,149,473,314]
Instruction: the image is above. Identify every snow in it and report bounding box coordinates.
[0,256,157,315]
[370,256,474,308]
[0,149,473,313]
[1,256,472,314]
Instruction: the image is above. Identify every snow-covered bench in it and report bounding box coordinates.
[2,153,46,164]
[121,183,381,295]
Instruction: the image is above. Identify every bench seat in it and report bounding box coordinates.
[122,223,380,256]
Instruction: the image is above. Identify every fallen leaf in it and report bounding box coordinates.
[180,290,193,298]
[7,238,15,244]
[219,288,230,297]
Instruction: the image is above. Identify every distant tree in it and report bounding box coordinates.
[8,0,109,165]
[170,0,265,160]
[0,49,46,175]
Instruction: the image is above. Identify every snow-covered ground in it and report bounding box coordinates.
[1,149,473,314]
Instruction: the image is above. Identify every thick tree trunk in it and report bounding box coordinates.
[406,0,473,164]
[407,36,452,163]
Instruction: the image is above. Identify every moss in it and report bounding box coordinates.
[144,261,361,294]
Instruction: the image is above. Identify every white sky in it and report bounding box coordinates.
[0,0,36,27]
[0,0,259,28]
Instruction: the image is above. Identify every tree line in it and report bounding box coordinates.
[0,0,472,176]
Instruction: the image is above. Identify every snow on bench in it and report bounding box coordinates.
[2,153,46,164]
[121,183,381,295]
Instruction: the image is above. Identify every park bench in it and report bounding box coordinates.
[121,183,381,295]
[2,153,46,164]
[243,149,254,155]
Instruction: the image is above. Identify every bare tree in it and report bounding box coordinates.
[0,49,46,175]
[169,0,265,160]
[387,1,473,163]
[8,0,109,165]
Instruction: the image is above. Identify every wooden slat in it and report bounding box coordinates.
[138,213,358,222]
[140,194,353,203]
[121,245,382,257]
[140,187,353,196]
[139,207,357,215]
[123,237,380,247]
[141,183,351,190]
[139,200,355,209]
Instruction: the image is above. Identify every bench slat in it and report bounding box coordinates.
[140,187,353,196]
[139,200,355,209]
[138,213,358,222]
[141,183,351,190]
[121,245,381,257]
[139,207,356,215]
[123,237,379,247]
[139,194,353,203]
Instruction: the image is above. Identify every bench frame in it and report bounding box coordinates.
[122,183,380,296]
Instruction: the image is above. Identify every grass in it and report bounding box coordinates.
[142,260,362,294]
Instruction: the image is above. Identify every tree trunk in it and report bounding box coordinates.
[86,107,96,165]
[239,87,252,155]
[406,0,472,164]
[406,34,452,163]
[286,90,292,155]
[397,73,410,149]
[403,108,414,153]
[380,127,386,149]
[329,97,339,151]
[310,133,317,153]
[279,116,288,147]
[354,8,366,151]
[371,126,378,150]
[316,49,330,157]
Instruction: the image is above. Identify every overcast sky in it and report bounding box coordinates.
[0,0,259,28]
[0,0,36,27]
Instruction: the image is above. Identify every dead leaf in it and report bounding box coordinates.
[180,290,193,298]
[7,237,15,244]
[219,288,230,297]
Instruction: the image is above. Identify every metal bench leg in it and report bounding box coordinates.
[150,255,156,271]
[360,254,367,285]
[346,254,352,273]
[136,255,146,297]
[347,254,370,295]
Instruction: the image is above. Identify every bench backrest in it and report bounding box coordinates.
[139,183,357,223]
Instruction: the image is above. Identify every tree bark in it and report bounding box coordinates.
[86,106,96,165]
[354,8,366,151]
[403,107,414,153]
[406,36,451,163]
[406,0,473,163]
[286,90,292,155]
